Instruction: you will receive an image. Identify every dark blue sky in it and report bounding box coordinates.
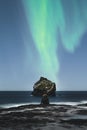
[58,32,87,90]
[0,0,87,90]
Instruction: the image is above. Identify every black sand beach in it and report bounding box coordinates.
[0,104,87,130]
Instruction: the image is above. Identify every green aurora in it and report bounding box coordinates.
[22,0,87,85]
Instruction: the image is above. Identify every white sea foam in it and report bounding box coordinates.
[0,103,29,108]
[0,102,40,109]
[50,102,79,106]
[1,100,87,109]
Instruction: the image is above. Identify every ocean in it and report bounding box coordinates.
[0,91,87,108]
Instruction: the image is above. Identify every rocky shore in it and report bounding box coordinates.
[0,103,87,130]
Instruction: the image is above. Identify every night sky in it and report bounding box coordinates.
[0,0,87,90]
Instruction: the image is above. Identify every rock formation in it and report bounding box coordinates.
[32,77,56,96]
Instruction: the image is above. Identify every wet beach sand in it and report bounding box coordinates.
[0,104,87,130]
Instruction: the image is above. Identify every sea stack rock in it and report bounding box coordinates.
[32,77,56,96]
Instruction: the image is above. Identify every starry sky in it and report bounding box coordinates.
[0,0,87,90]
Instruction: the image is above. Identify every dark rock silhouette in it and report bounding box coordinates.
[41,94,49,105]
[32,77,56,96]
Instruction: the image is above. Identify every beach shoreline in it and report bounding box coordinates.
[0,104,87,130]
